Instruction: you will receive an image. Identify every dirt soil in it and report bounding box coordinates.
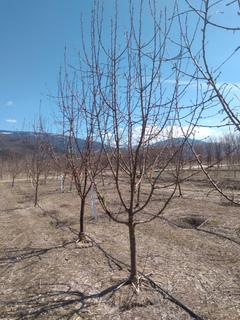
[0,176,239,320]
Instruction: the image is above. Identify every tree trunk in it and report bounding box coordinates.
[178,182,183,197]
[234,168,237,179]
[34,177,39,207]
[11,176,15,188]
[79,196,86,241]
[43,172,47,185]
[128,221,137,282]
[60,173,66,192]
[136,182,141,207]
[101,171,105,187]
[69,175,73,191]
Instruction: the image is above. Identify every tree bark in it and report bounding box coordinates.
[69,175,73,191]
[34,176,39,207]
[128,221,137,282]
[79,196,86,241]
[136,182,141,208]
[11,176,15,188]
[178,182,183,197]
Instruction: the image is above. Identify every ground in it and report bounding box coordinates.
[0,171,239,319]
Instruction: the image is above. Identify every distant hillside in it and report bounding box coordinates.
[152,137,207,147]
[0,130,102,155]
[0,130,213,158]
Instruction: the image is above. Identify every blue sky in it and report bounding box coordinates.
[0,0,239,138]
[0,0,92,131]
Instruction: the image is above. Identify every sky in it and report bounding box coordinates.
[0,0,239,139]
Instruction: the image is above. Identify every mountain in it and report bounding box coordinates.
[0,130,211,158]
[152,137,207,147]
[0,130,102,155]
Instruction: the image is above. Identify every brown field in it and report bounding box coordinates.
[0,171,240,320]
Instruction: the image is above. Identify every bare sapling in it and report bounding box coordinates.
[6,151,24,187]
[26,120,50,207]
[82,0,202,286]
[55,56,104,242]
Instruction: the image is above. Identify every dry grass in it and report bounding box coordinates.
[0,172,239,319]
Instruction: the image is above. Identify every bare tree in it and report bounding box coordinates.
[77,0,201,285]
[221,133,240,177]
[6,151,24,187]
[179,0,240,131]
[212,138,223,170]
[173,0,240,205]
[26,124,50,207]
[54,56,104,242]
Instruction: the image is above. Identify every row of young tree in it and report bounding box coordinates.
[1,0,240,286]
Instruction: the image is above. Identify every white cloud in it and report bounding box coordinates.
[189,126,220,139]
[164,124,226,140]
[130,124,222,145]
[5,100,14,107]
[104,124,225,147]
[6,119,17,123]
[176,125,225,140]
